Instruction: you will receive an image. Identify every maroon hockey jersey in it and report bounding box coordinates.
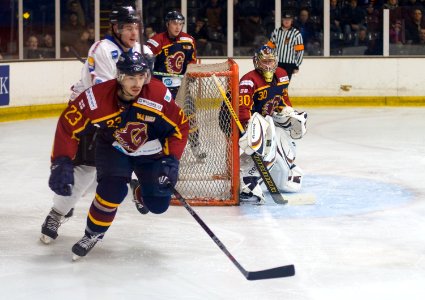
[51,78,189,161]
[146,31,196,76]
[239,68,292,126]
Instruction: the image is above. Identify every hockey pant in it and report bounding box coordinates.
[84,139,172,236]
[240,126,304,199]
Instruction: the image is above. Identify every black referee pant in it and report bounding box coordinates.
[278,63,298,81]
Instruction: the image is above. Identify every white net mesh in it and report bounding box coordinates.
[174,60,238,205]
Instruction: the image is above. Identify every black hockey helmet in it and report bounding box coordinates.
[164,10,185,23]
[110,6,140,24]
[117,52,150,76]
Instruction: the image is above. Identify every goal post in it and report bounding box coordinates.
[172,59,240,206]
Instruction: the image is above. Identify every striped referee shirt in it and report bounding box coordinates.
[268,27,304,67]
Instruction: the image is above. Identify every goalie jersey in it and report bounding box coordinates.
[239,67,292,126]
[51,78,189,162]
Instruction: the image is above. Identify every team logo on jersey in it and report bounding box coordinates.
[113,122,148,153]
[163,78,173,87]
[279,76,289,83]
[136,113,156,122]
[111,50,119,59]
[240,80,254,87]
[87,56,95,72]
[137,97,163,111]
[262,95,281,116]
[164,89,172,102]
[165,51,185,74]
[180,37,193,42]
[85,88,98,110]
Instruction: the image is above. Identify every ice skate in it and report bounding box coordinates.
[239,192,265,205]
[71,233,104,261]
[40,208,74,244]
[130,179,149,214]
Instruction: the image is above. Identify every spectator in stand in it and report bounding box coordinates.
[365,3,382,34]
[390,19,404,43]
[239,12,266,47]
[62,12,85,57]
[383,0,404,23]
[87,24,95,44]
[419,27,425,43]
[41,33,55,58]
[72,29,91,57]
[67,0,86,27]
[341,0,367,44]
[294,7,317,51]
[144,25,157,40]
[202,0,224,34]
[192,18,209,56]
[405,8,425,44]
[0,52,3,60]
[355,28,370,46]
[384,0,400,8]
[330,0,343,35]
[24,35,44,59]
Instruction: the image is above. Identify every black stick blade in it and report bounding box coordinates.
[246,264,295,281]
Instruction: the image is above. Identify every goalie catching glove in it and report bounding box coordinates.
[48,156,74,196]
[272,107,307,140]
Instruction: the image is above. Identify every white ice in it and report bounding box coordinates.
[1,108,425,300]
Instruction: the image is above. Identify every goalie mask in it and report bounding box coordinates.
[253,46,278,83]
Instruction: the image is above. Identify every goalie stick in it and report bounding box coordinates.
[170,184,295,280]
[211,74,288,205]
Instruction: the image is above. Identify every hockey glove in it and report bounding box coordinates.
[48,156,74,196]
[157,155,179,190]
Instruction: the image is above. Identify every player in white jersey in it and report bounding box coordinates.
[40,5,153,244]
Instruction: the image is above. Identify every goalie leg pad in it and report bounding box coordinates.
[283,165,304,193]
[269,126,303,192]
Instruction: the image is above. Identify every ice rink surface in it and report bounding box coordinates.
[1,108,425,300]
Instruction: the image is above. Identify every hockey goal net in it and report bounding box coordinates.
[172,59,240,206]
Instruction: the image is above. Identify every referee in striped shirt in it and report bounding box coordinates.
[267,11,304,80]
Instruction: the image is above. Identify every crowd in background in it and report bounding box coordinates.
[2,0,425,60]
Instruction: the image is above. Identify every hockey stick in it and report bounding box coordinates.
[69,46,86,63]
[153,71,185,78]
[170,185,295,280]
[211,74,288,205]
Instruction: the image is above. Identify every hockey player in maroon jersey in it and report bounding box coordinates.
[40,5,154,244]
[146,10,196,99]
[130,10,205,210]
[237,46,308,203]
[47,52,189,259]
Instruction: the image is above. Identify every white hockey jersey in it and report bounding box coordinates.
[70,36,152,100]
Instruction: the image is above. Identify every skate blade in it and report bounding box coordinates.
[40,234,53,244]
